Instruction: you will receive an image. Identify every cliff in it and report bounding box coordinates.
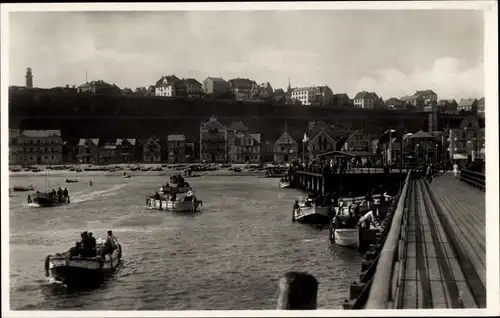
[9,90,468,143]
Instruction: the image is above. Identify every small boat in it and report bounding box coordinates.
[293,200,332,225]
[65,178,79,183]
[146,194,203,212]
[28,192,70,207]
[333,228,360,247]
[160,185,191,194]
[44,240,122,288]
[265,167,288,178]
[278,179,291,188]
[13,185,35,192]
[233,168,242,172]
[122,175,131,178]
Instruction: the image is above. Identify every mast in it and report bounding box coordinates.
[199,121,202,163]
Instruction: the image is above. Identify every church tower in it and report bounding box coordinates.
[287,77,292,93]
[25,67,33,88]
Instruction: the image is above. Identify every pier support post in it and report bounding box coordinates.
[276,272,318,310]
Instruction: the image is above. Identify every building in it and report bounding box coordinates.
[116,138,137,162]
[448,116,485,161]
[353,91,379,109]
[167,134,186,164]
[77,80,120,94]
[400,95,424,109]
[251,82,274,101]
[202,77,229,95]
[155,75,181,97]
[200,115,227,163]
[232,132,261,163]
[227,78,256,101]
[14,130,63,165]
[99,142,117,163]
[414,90,438,105]
[342,129,373,152]
[385,97,403,109]
[273,88,287,104]
[477,97,485,116]
[227,121,249,162]
[77,138,100,164]
[332,93,351,107]
[408,130,438,163]
[304,121,339,158]
[290,86,334,106]
[142,137,162,163]
[26,67,33,88]
[457,98,478,113]
[178,78,203,97]
[438,99,458,112]
[9,129,20,164]
[273,131,298,163]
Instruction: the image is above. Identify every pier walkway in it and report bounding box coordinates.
[345,170,486,309]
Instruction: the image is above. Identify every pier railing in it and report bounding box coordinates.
[364,170,412,309]
[460,169,485,191]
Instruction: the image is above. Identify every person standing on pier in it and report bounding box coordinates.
[453,162,459,178]
[426,163,433,183]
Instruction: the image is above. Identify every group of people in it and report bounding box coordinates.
[27,187,70,204]
[68,230,119,259]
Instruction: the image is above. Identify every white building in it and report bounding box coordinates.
[155,75,180,97]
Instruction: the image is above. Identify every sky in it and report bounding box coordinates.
[8,10,485,100]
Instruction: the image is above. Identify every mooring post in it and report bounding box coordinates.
[276,271,318,310]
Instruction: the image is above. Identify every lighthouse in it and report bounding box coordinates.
[25,67,33,88]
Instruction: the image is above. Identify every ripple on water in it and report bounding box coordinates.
[9,175,363,310]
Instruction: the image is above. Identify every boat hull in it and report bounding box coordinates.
[13,186,34,192]
[30,193,70,207]
[146,197,202,212]
[46,245,122,288]
[294,205,331,224]
[65,179,79,183]
[160,186,191,194]
[333,229,359,247]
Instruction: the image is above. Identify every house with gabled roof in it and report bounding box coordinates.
[116,138,137,162]
[200,115,227,163]
[77,138,100,164]
[457,98,478,113]
[143,137,162,163]
[155,75,181,97]
[202,77,229,95]
[273,131,298,163]
[413,89,438,105]
[353,91,379,109]
[178,78,203,97]
[99,142,117,163]
[167,134,187,164]
[227,78,256,101]
[231,132,261,163]
[303,121,340,158]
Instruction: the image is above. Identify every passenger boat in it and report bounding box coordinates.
[65,178,79,183]
[160,185,191,194]
[12,185,35,192]
[28,192,70,207]
[146,193,203,212]
[278,179,291,188]
[293,200,332,225]
[44,240,122,288]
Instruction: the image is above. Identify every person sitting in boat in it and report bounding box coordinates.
[170,193,177,202]
[79,232,94,258]
[108,230,119,249]
[293,200,299,212]
[69,241,82,258]
[88,232,97,255]
[63,188,70,203]
[27,194,32,204]
[57,187,63,203]
[154,191,161,200]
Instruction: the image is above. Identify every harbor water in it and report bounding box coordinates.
[9,173,362,310]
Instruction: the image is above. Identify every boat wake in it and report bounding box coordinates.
[71,184,129,203]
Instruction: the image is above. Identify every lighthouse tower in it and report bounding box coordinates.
[25,67,33,88]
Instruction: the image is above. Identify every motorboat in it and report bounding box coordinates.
[278,179,291,188]
[28,192,70,207]
[146,191,203,212]
[44,239,122,288]
[293,198,332,225]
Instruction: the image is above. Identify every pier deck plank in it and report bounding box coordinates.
[400,180,477,309]
[429,173,486,289]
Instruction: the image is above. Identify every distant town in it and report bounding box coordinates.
[8,67,485,167]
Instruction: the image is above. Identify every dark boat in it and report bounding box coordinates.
[265,167,287,178]
[13,185,35,192]
[45,241,122,288]
[65,178,79,183]
[28,192,70,207]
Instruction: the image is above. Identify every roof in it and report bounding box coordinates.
[333,93,350,99]
[458,98,477,107]
[228,78,255,89]
[307,121,337,140]
[19,130,61,138]
[101,143,116,150]
[201,116,225,130]
[116,138,136,146]
[9,129,20,138]
[204,76,227,83]
[274,88,285,95]
[249,133,261,143]
[477,97,485,104]
[235,132,261,144]
[156,75,180,86]
[227,121,248,132]
[409,130,435,139]
[167,134,186,142]
[354,91,378,100]
[414,89,437,97]
[400,95,420,102]
[78,80,114,88]
[275,131,297,145]
[317,150,381,158]
[78,138,99,146]
[180,78,201,85]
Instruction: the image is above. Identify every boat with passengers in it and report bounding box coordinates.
[146,190,203,212]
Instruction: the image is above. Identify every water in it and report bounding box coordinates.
[9,173,362,310]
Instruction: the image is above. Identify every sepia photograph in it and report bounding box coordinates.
[1,1,498,316]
